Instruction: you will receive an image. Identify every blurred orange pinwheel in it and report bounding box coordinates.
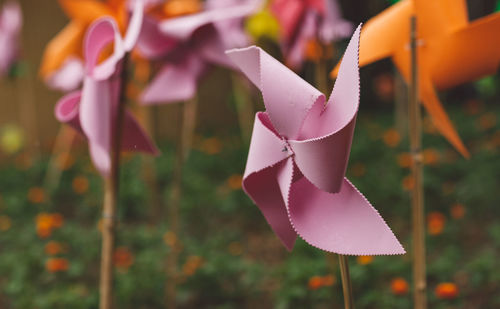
[39,0,128,91]
[331,0,500,158]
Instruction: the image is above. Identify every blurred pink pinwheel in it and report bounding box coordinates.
[55,1,158,177]
[139,0,262,104]
[226,25,404,255]
[271,0,353,68]
[0,1,22,77]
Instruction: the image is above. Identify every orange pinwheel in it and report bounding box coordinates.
[331,0,500,158]
[39,0,127,89]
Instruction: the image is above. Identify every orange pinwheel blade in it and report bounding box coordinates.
[420,79,469,158]
[58,0,115,24]
[330,0,412,78]
[414,0,468,40]
[39,21,86,79]
[431,12,500,89]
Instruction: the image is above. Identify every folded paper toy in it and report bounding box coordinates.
[227,25,405,255]
[331,0,500,158]
[139,0,261,104]
[271,0,353,68]
[54,1,158,177]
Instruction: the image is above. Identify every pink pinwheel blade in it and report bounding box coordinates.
[121,110,159,154]
[141,55,205,104]
[46,57,84,91]
[288,175,405,255]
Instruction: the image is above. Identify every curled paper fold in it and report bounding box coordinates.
[227,25,405,255]
[55,1,158,177]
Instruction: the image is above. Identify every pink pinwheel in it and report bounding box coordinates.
[226,25,404,255]
[271,0,353,68]
[55,1,158,176]
[139,0,262,104]
[0,1,22,77]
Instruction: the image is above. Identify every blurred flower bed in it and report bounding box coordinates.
[0,87,499,308]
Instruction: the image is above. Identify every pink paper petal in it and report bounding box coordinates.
[287,25,361,193]
[226,46,325,139]
[137,16,178,59]
[46,57,84,91]
[159,0,262,40]
[242,114,296,249]
[140,54,205,104]
[288,176,405,255]
[122,110,159,155]
[55,91,83,132]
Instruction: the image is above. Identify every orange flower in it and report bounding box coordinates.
[423,149,440,165]
[350,163,366,177]
[402,175,415,191]
[40,0,128,81]
[113,247,134,270]
[391,277,409,295]
[308,276,323,290]
[72,176,89,194]
[182,255,204,276]
[397,152,412,168]
[227,174,243,190]
[200,137,222,155]
[28,187,45,204]
[36,213,64,238]
[477,113,497,131]
[383,129,401,147]
[435,282,459,299]
[46,258,69,273]
[450,203,465,219]
[45,241,63,256]
[322,275,336,287]
[427,212,446,235]
[357,255,374,265]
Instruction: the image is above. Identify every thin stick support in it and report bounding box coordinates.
[338,255,354,309]
[409,16,427,309]
[99,54,129,309]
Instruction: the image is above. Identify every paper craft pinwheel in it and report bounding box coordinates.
[139,0,261,104]
[271,0,353,68]
[54,1,158,176]
[0,1,22,77]
[331,0,500,158]
[226,25,404,254]
[40,0,129,91]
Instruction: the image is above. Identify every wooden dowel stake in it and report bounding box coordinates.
[99,54,129,309]
[165,96,198,309]
[339,255,354,309]
[409,16,427,309]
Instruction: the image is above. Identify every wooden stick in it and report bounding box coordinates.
[230,74,254,143]
[44,126,76,193]
[165,96,198,309]
[338,255,354,309]
[99,54,130,309]
[409,16,427,309]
